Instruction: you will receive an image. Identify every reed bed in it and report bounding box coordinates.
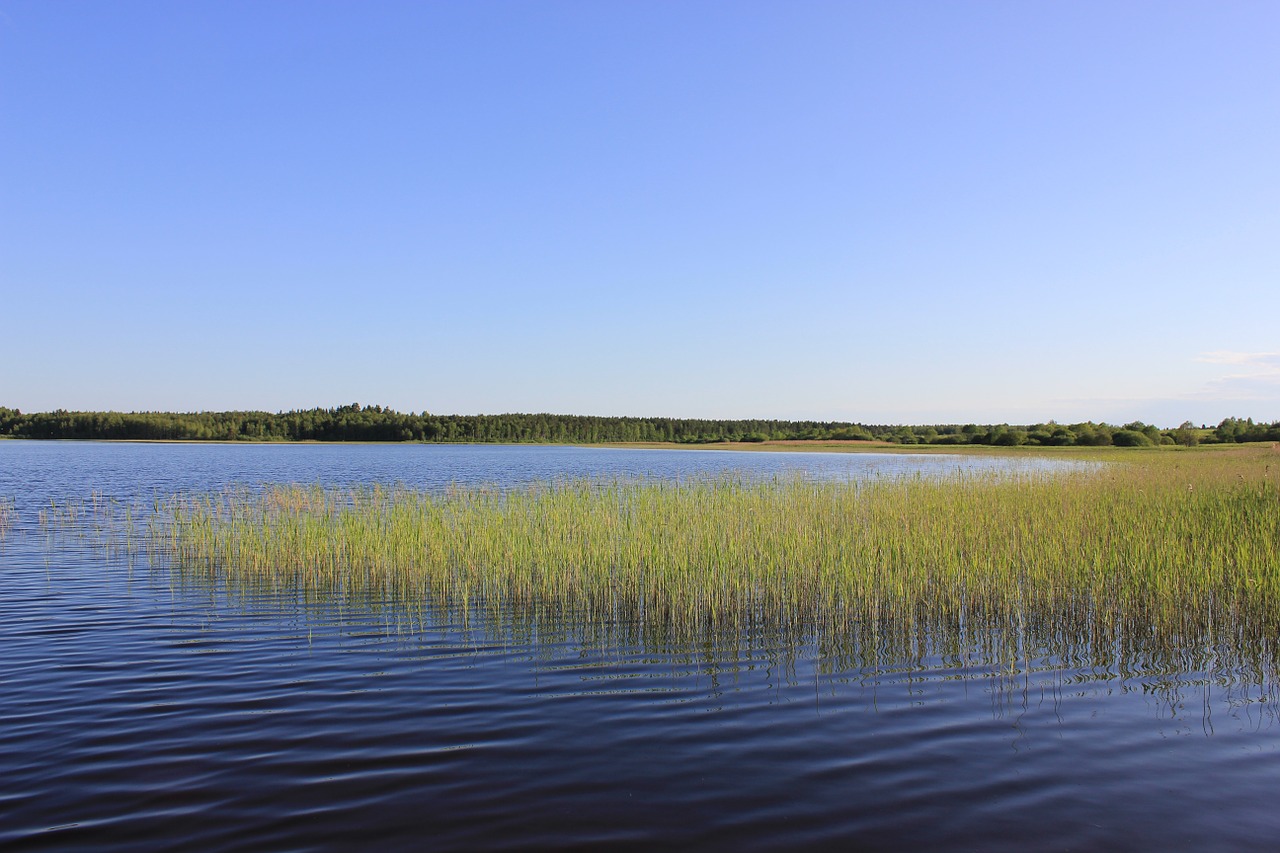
[140,447,1280,676]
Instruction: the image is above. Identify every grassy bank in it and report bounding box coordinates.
[138,446,1280,671]
[597,439,1275,456]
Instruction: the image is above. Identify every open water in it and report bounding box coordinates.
[1,442,1276,850]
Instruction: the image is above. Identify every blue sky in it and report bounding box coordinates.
[2,1,1277,426]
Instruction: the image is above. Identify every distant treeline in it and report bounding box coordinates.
[2,405,1277,447]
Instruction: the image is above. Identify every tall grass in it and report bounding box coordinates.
[140,447,1280,675]
[0,497,15,540]
[39,492,141,558]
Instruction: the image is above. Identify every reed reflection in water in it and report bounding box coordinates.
[60,447,1275,705]
[15,448,1280,849]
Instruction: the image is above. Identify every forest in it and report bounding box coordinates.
[1,405,1276,447]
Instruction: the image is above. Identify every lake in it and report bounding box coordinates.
[1,442,1276,850]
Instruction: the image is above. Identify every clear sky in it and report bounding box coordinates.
[2,1,1277,426]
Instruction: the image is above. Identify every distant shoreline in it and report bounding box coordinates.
[2,435,1268,460]
[3,406,1275,447]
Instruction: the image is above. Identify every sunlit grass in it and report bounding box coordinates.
[36,447,1278,676]
[121,446,1279,674]
[0,497,15,540]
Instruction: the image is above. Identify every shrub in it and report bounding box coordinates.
[1111,429,1154,447]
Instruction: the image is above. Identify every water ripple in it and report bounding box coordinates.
[1,443,1276,849]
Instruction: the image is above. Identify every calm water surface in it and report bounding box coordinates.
[1,442,1276,850]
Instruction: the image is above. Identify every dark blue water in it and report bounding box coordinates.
[1,442,1277,850]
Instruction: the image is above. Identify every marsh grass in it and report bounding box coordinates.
[122,447,1280,681]
[39,492,144,565]
[0,497,15,540]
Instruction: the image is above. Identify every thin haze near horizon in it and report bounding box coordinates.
[2,2,1277,428]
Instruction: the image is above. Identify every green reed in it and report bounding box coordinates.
[139,447,1279,676]
[39,492,143,560]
